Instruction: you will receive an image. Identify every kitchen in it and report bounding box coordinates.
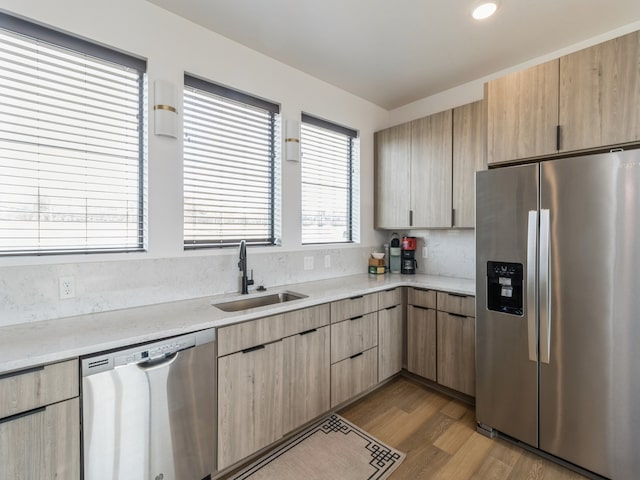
[1,1,640,479]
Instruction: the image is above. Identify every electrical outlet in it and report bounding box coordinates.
[422,246,428,258]
[324,255,331,268]
[59,276,75,299]
[304,256,314,270]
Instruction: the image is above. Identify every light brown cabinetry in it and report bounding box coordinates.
[452,100,486,227]
[559,31,640,152]
[330,293,378,323]
[0,359,80,480]
[486,60,560,164]
[374,123,412,228]
[217,304,330,470]
[411,110,453,227]
[487,30,640,164]
[375,101,484,229]
[218,340,284,469]
[436,292,476,396]
[331,347,378,407]
[377,287,403,382]
[331,312,377,363]
[407,304,437,381]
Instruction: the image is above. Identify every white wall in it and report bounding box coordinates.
[0,0,389,326]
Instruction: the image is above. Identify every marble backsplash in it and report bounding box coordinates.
[0,231,475,327]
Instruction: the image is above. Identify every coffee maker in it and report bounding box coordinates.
[401,236,417,274]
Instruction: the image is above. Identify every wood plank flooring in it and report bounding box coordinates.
[339,376,588,480]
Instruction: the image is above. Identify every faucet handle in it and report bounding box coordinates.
[248,269,255,286]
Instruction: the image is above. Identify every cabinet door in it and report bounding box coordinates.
[374,123,411,228]
[406,305,437,381]
[453,101,485,228]
[330,312,378,363]
[378,305,403,382]
[560,31,640,152]
[0,398,80,480]
[437,312,476,396]
[411,110,453,227]
[331,347,378,407]
[486,60,559,164]
[283,326,330,433]
[218,341,283,469]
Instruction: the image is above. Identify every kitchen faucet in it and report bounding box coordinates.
[238,239,254,294]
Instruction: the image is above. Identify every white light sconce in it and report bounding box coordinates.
[285,119,300,162]
[154,80,178,138]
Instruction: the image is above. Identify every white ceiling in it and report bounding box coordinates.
[147,0,640,110]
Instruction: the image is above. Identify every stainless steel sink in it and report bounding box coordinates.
[212,291,308,312]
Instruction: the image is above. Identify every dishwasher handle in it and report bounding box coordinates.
[135,350,181,370]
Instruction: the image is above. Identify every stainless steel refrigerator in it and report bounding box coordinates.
[476,149,640,479]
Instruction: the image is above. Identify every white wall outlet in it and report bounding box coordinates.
[59,276,75,299]
[422,246,428,258]
[324,254,331,268]
[304,256,314,270]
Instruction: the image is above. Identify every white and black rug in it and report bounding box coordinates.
[230,414,405,480]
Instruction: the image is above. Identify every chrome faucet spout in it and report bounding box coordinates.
[238,240,253,294]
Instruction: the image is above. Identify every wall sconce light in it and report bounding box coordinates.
[154,80,178,138]
[285,119,300,162]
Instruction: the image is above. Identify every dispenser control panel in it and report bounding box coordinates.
[487,261,523,315]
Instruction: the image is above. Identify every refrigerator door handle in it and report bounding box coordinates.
[539,209,551,364]
[527,210,538,362]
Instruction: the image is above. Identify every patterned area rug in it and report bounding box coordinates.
[229,414,405,480]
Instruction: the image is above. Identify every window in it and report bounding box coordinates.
[0,13,146,255]
[183,75,279,248]
[301,113,359,244]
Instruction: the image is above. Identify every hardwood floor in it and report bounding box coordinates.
[339,376,588,480]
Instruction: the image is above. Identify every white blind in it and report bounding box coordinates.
[183,76,278,247]
[0,21,145,255]
[301,115,358,244]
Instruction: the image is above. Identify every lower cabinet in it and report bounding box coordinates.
[0,359,80,480]
[407,304,437,381]
[331,347,378,407]
[218,340,284,470]
[283,325,330,433]
[437,311,476,396]
[378,304,403,382]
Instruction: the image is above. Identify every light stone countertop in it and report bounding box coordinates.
[0,273,475,375]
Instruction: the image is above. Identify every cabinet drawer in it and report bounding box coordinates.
[330,347,378,407]
[330,312,378,363]
[378,287,402,309]
[437,291,475,317]
[408,288,436,309]
[282,304,330,337]
[218,314,285,357]
[330,293,378,323]
[0,360,78,419]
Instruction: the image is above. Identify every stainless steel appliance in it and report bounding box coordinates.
[476,150,640,479]
[82,328,217,480]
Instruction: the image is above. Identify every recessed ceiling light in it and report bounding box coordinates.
[472,2,499,20]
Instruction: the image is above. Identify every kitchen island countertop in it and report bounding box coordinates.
[0,273,474,374]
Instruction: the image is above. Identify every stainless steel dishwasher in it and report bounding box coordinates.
[81,328,216,480]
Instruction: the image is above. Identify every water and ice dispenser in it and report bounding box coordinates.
[487,261,524,315]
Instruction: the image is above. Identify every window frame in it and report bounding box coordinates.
[0,12,147,256]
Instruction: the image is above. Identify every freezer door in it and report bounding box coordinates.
[476,163,539,447]
[540,151,640,479]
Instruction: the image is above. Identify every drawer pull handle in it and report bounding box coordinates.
[299,328,317,336]
[413,288,431,292]
[349,295,364,300]
[350,352,363,360]
[411,305,431,311]
[447,293,468,298]
[0,406,46,425]
[0,365,44,380]
[242,344,266,354]
[448,312,467,318]
[384,288,396,292]
[350,315,363,321]
[385,305,398,311]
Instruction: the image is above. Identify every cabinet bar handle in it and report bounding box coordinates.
[556,125,561,151]
[448,312,467,318]
[350,352,364,360]
[409,210,414,226]
[0,406,46,425]
[413,287,431,292]
[349,315,363,321]
[349,295,364,300]
[384,288,396,292]
[385,305,398,311]
[242,344,266,354]
[447,293,467,298]
[299,328,317,336]
[411,305,431,311]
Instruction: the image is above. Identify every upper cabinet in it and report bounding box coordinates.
[375,102,483,229]
[487,30,640,165]
[453,101,485,228]
[559,31,640,152]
